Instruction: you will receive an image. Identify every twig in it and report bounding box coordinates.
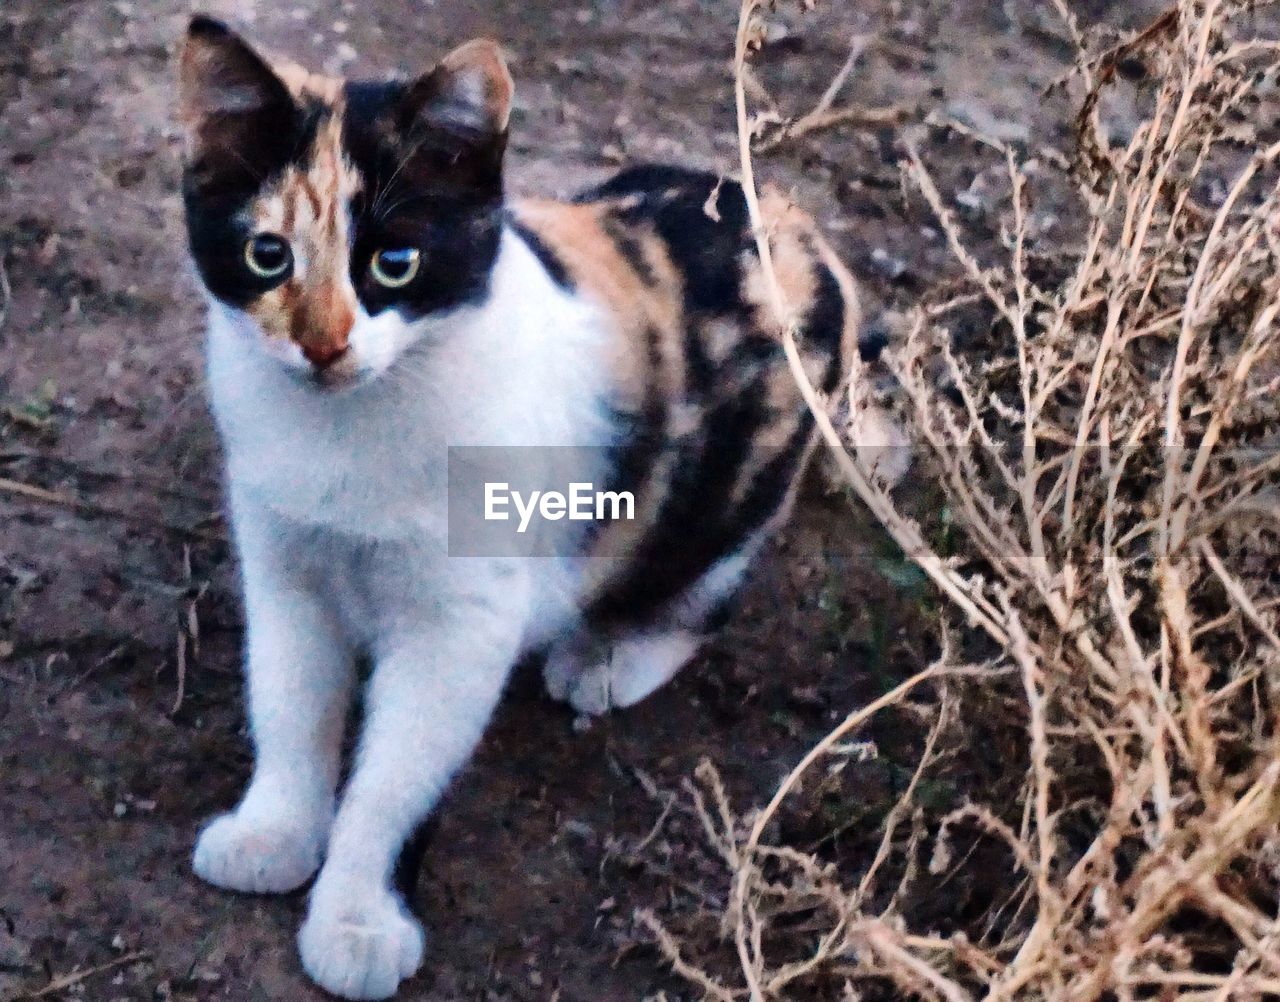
[757,102,914,152]
[754,34,913,152]
[0,476,224,543]
[16,952,150,999]
[0,253,10,340]
[1198,539,1280,655]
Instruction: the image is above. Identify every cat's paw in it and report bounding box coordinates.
[566,660,614,716]
[542,646,583,702]
[298,887,425,1000]
[193,810,325,894]
[566,630,701,716]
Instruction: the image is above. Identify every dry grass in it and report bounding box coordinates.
[640,2,1280,999]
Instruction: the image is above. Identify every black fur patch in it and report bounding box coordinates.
[804,260,846,391]
[600,212,656,286]
[506,216,573,289]
[587,374,783,629]
[342,80,506,320]
[593,324,669,543]
[683,321,716,394]
[586,165,751,317]
[181,20,325,308]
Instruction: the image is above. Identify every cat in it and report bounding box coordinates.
[179,15,864,1000]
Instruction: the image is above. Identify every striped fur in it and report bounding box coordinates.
[513,171,858,635]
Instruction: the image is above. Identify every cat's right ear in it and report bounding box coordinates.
[178,16,295,173]
[401,40,514,146]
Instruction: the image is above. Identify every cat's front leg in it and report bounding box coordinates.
[297,558,528,1001]
[194,501,355,894]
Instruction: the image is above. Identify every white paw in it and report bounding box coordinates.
[193,810,325,894]
[567,660,614,716]
[566,630,701,716]
[298,887,425,1000]
[542,647,580,702]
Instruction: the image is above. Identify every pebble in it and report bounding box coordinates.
[870,247,909,281]
[945,99,1031,144]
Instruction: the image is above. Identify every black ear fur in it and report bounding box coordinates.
[399,39,513,145]
[179,16,303,196]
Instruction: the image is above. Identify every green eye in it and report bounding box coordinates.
[370,248,420,289]
[244,233,292,280]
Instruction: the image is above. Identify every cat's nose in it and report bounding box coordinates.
[291,285,355,371]
[301,341,349,369]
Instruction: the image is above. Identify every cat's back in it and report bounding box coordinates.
[510,165,859,416]
[511,165,860,628]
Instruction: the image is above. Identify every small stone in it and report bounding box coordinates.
[562,819,594,839]
[870,248,908,281]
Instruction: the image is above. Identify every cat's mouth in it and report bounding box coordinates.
[312,369,364,393]
[290,360,367,394]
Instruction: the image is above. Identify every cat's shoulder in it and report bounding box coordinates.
[506,163,857,370]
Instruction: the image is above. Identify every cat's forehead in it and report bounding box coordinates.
[269,56,346,106]
[251,111,362,237]
[241,62,364,236]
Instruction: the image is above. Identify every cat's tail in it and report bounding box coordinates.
[751,185,911,489]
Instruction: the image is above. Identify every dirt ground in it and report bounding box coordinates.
[0,1,1165,999]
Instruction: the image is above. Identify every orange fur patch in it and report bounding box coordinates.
[245,104,363,360]
[513,198,685,411]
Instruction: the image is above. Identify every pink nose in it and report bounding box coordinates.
[301,341,348,369]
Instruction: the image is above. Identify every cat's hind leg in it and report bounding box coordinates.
[563,627,704,716]
[553,538,759,716]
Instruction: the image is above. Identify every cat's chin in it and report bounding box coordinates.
[285,363,373,396]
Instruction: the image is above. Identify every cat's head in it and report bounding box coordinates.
[178,16,514,390]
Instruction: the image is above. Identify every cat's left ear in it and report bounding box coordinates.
[179,16,294,131]
[178,16,301,191]
[403,39,514,143]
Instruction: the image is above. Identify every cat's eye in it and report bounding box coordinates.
[244,233,292,280]
[370,248,420,289]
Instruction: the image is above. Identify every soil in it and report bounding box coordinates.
[0,1,1163,1000]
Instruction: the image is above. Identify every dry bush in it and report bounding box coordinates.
[639,2,1280,999]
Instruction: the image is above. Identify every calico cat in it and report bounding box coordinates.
[179,15,861,1000]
